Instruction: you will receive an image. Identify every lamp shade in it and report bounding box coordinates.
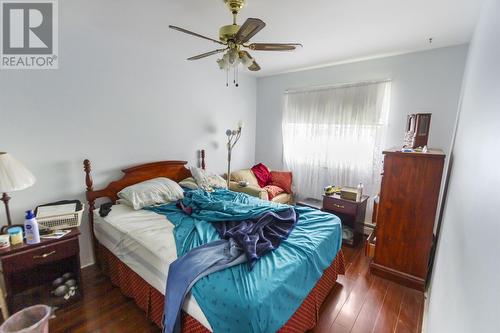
[0,153,36,192]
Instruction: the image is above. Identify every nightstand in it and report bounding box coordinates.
[0,228,82,314]
[322,195,368,247]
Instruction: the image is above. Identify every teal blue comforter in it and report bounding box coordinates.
[148,189,342,333]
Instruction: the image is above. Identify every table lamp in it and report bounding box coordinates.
[0,153,36,227]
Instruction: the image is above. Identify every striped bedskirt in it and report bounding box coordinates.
[98,244,345,332]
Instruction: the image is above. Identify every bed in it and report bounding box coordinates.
[83,155,345,332]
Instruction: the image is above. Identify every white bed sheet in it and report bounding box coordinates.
[93,204,212,331]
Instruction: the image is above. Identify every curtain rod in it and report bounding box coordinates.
[285,78,391,94]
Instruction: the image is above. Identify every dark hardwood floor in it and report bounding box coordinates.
[50,243,424,333]
[311,245,424,333]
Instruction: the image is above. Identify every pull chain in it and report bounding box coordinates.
[223,61,241,87]
[236,66,239,87]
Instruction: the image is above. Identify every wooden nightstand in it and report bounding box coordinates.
[322,195,368,247]
[0,228,82,314]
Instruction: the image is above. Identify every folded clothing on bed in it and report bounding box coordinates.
[147,189,342,333]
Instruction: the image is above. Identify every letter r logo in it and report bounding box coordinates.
[2,2,53,54]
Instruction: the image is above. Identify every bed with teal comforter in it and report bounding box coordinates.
[148,189,342,333]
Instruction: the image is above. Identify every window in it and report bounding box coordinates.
[282,80,391,200]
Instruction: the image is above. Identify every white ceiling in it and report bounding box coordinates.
[168,0,485,76]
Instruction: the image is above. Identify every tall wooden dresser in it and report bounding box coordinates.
[369,148,445,291]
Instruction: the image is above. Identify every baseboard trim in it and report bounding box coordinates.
[81,262,95,269]
[370,262,425,291]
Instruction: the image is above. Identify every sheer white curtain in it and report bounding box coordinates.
[282,81,391,202]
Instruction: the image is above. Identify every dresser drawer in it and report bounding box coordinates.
[323,197,357,215]
[2,238,79,274]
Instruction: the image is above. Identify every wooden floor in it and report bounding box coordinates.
[50,243,424,333]
[311,245,424,333]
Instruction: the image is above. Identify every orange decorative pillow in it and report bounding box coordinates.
[270,171,293,194]
[263,185,285,200]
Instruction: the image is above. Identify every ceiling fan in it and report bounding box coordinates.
[169,0,302,86]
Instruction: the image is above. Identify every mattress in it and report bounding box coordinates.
[93,204,212,331]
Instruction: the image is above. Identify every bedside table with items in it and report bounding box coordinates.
[0,228,82,315]
[322,194,368,247]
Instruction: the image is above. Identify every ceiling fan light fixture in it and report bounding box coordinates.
[228,49,239,64]
[218,49,241,69]
[217,58,228,70]
[240,52,253,68]
[170,0,302,86]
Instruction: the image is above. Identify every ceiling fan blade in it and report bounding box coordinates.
[248,43,303,51]
[187,48,227,61]
[169,25,226,45]
[234,18,266,44]
[248,61,261,72]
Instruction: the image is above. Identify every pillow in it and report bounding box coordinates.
[117,177,184,210]
[263,185,285,200]
[179,177,199,190]
[229,169,259,187]
[190,167,228,191]
[251,163,272,188]
[270,171,293,194]
[208,174,227,189]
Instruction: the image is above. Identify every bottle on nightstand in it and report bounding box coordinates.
[356,183,364,202]
[24,210,40,245]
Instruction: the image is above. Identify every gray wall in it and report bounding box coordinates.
[256,45,469,171]
[0,0,257,267]
[426,0,500,332]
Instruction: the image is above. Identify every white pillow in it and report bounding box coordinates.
[179,177,199,190]
[208,174,227,189]
[117,177,184,210]
[189,167,228,191]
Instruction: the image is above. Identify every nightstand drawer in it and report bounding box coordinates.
[2,238,79,274]
[323,197,357,215]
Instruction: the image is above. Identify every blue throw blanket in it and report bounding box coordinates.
[148,189,342,333]
[178,197,299,269]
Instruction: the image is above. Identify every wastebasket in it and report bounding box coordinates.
[0,305,51,333]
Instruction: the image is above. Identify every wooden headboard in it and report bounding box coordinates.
[83,150,205,259]
[84,160,192,204]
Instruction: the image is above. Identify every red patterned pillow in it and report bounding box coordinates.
[270,171,293,194]
[263,185,285,200]
[251,163,272,188]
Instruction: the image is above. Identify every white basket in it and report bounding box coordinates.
[36,205,84,231]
